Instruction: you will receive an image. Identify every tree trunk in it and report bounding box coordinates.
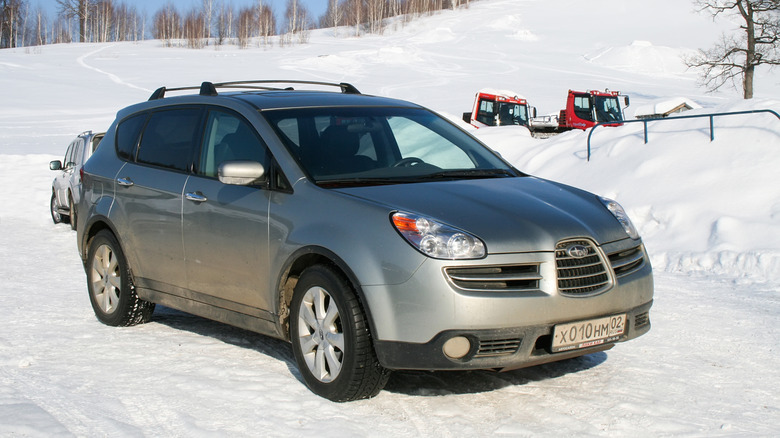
[738,0,755,99]
[79,0,87,42]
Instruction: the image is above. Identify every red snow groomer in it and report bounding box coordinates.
[463,89,536,128]
[557,89,630,130]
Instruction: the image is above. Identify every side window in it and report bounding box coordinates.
[476,99,495,125]
[72,139,84,166]
[198,110,269,178]
[573,95,593,121]
[137,108,202,172]
[116,113,147,161]
[91,134,103,153]
[63,143,75,168]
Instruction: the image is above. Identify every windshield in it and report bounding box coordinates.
[594,96,623,123]
[497,102,528,126]
[263,107,518,186]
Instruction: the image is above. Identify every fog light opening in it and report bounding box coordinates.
[442,336,471,359]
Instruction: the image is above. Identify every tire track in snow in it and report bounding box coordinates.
[76,45,150,93]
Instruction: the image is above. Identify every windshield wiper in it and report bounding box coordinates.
[318,178,405,188]
[416,169,517,180]
[318,169,518,187]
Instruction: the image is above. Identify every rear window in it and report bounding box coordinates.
[116,114,146,161]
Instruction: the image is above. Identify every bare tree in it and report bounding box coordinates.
[202,0,214,40]
[1,0,30,48]
[235,6,254,48]
[215,0,231,45]
[256,0,275,45]
[56,0,89,42]
[365,0,384,34]
[153,2,182,46]
[33,5,47,45]
[18,0,28,46]
[91,0,113,43]
[685,0,780,99]
[321,0,342,33]
[348,0,362,35]
[184,8,206,48]
[282,0,310,44]
[51,16,73,43]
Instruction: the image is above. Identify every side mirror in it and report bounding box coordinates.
[49,160,62,171]
[532,106,537,118]
[624,96,630,107]
[218,161,266,186]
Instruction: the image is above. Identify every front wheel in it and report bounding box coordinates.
[50,191,65,224]
[86,230,155,326]
[290,265,389,402]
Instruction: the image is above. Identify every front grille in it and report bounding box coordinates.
[445,264,541,292]
[634,312,650,328]
[555,239,612,296]
[476,338,522,357]
[608,244,646,277]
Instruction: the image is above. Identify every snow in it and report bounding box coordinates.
[1,0,779,435]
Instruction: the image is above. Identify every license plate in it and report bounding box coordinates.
[552,314,626,353]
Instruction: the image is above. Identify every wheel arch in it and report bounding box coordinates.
[275,246,378,343]
[79,216,119,266]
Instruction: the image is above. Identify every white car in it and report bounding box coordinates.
[49,131,104,229]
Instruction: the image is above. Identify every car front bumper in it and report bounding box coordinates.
[361,238,654,371]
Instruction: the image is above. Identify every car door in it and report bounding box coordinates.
[54,141,77,206]
[112,107,203,293]
[182,108,273,312]
[67,138,85,203]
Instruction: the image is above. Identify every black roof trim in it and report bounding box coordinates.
[148,80,361,101]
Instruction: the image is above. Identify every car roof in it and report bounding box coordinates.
[122,80,422,114]
[228,90,420,111]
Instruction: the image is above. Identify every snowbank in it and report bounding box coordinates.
[475,98,780,282]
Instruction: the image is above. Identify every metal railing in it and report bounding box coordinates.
[586,109,780,161]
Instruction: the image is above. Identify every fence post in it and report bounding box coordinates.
[710,115,714,141]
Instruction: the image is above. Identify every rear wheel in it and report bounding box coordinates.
[68,193,77,231]
[86,230,155,326]
[290,265,389,402]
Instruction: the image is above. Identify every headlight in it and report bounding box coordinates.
[391,212,486,259]
[599,196,639,240]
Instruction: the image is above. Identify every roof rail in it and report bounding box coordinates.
[148,80,361,101]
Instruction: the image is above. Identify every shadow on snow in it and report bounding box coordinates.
[150,305,608,398]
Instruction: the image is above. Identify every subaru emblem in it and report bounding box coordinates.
[566,244,590,259]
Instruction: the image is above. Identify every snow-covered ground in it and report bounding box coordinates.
[1,0,778,435]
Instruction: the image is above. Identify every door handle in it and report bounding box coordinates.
[185,192,208,203]
[117,177,134,187]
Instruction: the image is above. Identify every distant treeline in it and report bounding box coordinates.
[0,0,475,49]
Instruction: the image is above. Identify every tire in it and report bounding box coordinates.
[50,191,64,224]
[86,230,155,326]
[290,265,389,402]
[68,193,77,231]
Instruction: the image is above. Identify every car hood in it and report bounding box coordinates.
[334,176,632,254]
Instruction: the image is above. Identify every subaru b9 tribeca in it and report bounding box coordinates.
[77,80,653,402]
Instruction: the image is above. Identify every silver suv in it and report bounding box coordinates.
[77,81,653,401]
[49,130,104,229]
